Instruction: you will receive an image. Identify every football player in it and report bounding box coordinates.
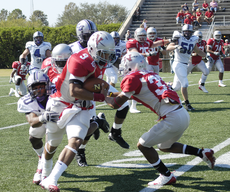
[104,31,126,87]
[69,20,130,152]
[166,24,206,111]
[40,31,120,191]
[20,31,52,74]
[200,30,226,87]
[188,31,209,93]
[126,27,171,113]
[9,55,30,97]
[105,51,215,186]
[17,71,59,185]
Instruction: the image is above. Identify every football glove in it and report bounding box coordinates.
[206,55,214,63]
[158,46,163,52]
[146,51,157,57]
[175,45,185,53]
[213,52,220,56]
[9,77,13,84]
[20,57,26,65]
[39,110,59,123]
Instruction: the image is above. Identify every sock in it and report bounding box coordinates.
[219,80,223,84]
[152,159,171,176]
[42,158,53,178]
[79,144,86,149]
[185,100,190,105]
[131,100,137,108]
[112,123,122,129]
[33,147,44,157]
[49,160,67,182]
[184,145,202,158]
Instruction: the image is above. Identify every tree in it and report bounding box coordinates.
[0,9,8,21]
[29,10,49,26]
[56,1,128,27]
[7,9,26,20]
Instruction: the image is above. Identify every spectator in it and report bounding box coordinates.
[133,7,141,21]
[204,7,214,24]
[125,30,132,41]
[140,23,144,28]
[192,0,199,12]
[176,9,184,25]
[224,39,230,56]
[142,19,148,30]
[184,10,192,18]
[196,8,203,26]
[181,3,189,12]
[210,0,218,13]
[184,14,193,25]
[202,0,209,11]
[191,12,199,28]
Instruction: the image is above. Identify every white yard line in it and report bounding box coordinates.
[6,102,18,105]
[139,138,230,192]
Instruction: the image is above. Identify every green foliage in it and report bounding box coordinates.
[29,10,49,26]
[0,23,121,69]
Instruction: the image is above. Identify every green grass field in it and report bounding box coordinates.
[0,70,230,192]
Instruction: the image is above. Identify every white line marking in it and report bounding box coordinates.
[6,102,18,105]
[139,138,230,192]
[214,100,224,103]
[0,95,9,98]
[0,84,13,87]
[0,122,28,130]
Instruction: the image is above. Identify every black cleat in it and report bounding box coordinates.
[76,149,88,167]
[93,128,100,140]
[95,112,110,133]
[109,128,129,149]
[185,104,195,111]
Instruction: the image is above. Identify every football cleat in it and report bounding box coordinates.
[15,91,20,98]
[199,85,208,93]
[185,104,195,111]
[93,128,100,140]
[148,173,176,186]
[95,112,110,133]
[130,108,141,113]
[76,149,88,167]
[202,148,215,169]
[40,177,59,192]
[33,169,42,185]
[109,128,130,149]
[9,88,15,96]
[218,83,226,87]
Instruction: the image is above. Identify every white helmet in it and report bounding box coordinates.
[134,28,147,43]
[110,31,120,46]
[51,44,72,73]
[76,19,97,48]
[147,27,157,41]
[182,24,193,40]
[214,31,222,41]
[33,31,44,46]
[87,31,116,67]
[27,71,51,101]
[119,52,147,75]
[194,31,202,42]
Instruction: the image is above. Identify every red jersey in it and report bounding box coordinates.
[120,71,180,117]
[126,39,153,54]
[184,18,193,24]
[203,3,209,8]
[207,38,224,60]
[184,12,192,18]
[12,61,30,80]
[191,16,196,21]
[196,12,202,17]
[41,57,59,83]
[52,48,106,103]
[176,12,184,19]
[192,40,206,65]
[205,11,213,18]
[147,37,163,66]
[224,42,230,46]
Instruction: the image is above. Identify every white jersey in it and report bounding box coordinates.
[173,32,198,64]
[69,41,84,54]
[115,40,127,59]
[26,41,52,70]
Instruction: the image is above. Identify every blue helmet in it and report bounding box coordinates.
[33,31,44,46]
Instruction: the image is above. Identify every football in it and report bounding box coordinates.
[83,78,109,93]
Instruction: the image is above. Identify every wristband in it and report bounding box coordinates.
[109,92,113,97]
[93,93,105,102]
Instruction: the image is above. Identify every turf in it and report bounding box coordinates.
[0,70,230,192]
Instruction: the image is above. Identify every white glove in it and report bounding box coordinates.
[9,77,13,84]
[213,52,220,56]
[158,46,163,52]
[39,111,59,123]
[207,55,214,63]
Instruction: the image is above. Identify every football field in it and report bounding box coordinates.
[0,70,230,192]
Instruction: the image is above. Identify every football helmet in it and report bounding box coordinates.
[87,31,116,67]
[213,31,222,41]
[147,27,157,41]
[76,19,97,48]
[33,31,44,46]
[51,44,72,74]
[27,71,51,102]
[182,24,193,40]
[134,28,147,43]
[119,52,147,75]
[110,31,120,46]
[194,31,202,43]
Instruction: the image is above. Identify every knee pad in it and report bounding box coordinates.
[29,136,42,147]
[65,145,78,154]
[116,105,129,119]
[15,76,22,86]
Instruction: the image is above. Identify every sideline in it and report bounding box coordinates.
[139,138,230,192]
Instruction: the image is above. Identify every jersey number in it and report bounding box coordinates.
[181,42,194,54]
[34,49,41,57]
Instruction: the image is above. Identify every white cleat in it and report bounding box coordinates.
[202,148,215,169]
[148,173,176,186]
[9,88,15,96]
[130,108,141,113]
[199,85,208,93]
[33,169,42,185]
[40,177,60,192]
[15,91,20,97]
[218,83,226,87]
